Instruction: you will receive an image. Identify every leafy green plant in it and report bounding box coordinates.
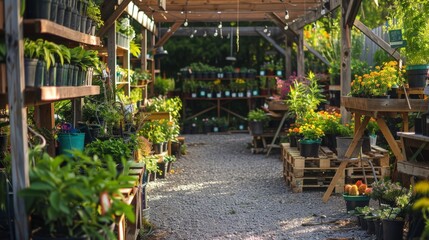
[20,147,135,239]
[139,120,166,144]
[87,0,104,28]
[85,138,134,164]
[154,77,175,96]
[164,155,176,163]
[387,1,429,65]
[24,39,66,69]
[143,155,159,173]
[116,18,136,40]
[183,80,199,93]
[247,109,269,122]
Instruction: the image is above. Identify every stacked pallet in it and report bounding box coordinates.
[282,143,344,193]
[281,143,390,193]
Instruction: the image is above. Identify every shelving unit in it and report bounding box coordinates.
[3,1,102,238]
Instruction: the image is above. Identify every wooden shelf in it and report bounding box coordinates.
[329,85,341,91]
[397,161,429,178]
[184,95,268,100]
[23,19,101,46]
[0,86,100,106]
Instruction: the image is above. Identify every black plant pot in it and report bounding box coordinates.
[406,64,429,88]
[153,143,162,154]
[24,58,38,87]
[35,61,46,87]
[289,135,298,147]
[45,64,57,86]
[80,15,87,33]
[299,141,320,158]
[374,218,383,240]
[56,0,66,25]
[156,162,168,178]
[360,216,368,230]
[366,218,376,235]
[382,219,404,240]
[415,117,422,134]
[67,64,75,86]
[85,18,93,34]
[72,65,79,86]
[249,121,264,135]
[49,0,58,22]
[63,7,72,28]
[36,0,52,19]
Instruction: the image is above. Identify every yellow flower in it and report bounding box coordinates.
[414,180,429,194]
[413,197,429,210]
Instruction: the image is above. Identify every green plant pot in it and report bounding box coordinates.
[57,133,85,156]
[35,60,46,87]
[36,0,52,20]
[63,6,73,28]
[56,0,66,25]
[45,64,57,86]
[49,0,58,22]
[343,194,370,212]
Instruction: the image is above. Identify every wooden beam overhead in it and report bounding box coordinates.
[266,12,298,40]
[154,21,184,48]
[97,0,132,37]
[256,29,286,55]
[353,19,402,61]
[136,0,322,23]
[345,0,362,26]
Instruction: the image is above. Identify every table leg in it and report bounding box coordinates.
[345,116,370,158]
[322,161,349,202]
[376,118,404,161]
[217,99,221,118]
[354,113,362,135]
[402,113,409,132]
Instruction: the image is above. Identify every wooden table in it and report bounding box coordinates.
[322,97,428,202]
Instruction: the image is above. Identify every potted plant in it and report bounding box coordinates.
[343,180,372,212]
[85,137,135,167]
[287,123,301,147]
[223,65,234,79]
[298,122,325,158]
[132,70,152,85]
[139,120,166,154]
[247,109,269,135]
[85,0,102,34]
[350,61,405,98]
[20,148,136,239]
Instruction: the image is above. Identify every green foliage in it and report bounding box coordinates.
[85,138,134,164]
[116,18,136,40]
[24,39,67,69]
[247,109,269,122]
[87,0,104,28]
[142,155,158,173]
[139,121,166,144]
[70,46,101,72]
[286,72,326,120]
[20,148,135,239]
[129,39,141,58]
[387,0,429,65]
[164,155,176,163]
[183,80,199,93]
[154,77,175,96]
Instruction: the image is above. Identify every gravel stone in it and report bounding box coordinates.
[146,134,374,240]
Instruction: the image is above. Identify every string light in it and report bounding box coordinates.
[184,19,188,27]
[218,21,223,29]
[267,31,271,37]
[203,31,207,37]
[284,10,289,20]
[214,29,218,37]
[284,23,289,30]
[263,25,268,33]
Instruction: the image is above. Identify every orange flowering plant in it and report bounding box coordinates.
[351,61,405,97]
[288,123,301,137]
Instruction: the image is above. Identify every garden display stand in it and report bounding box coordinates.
[265,108,288,156]
[322,97,428,202]
[396,132,429,178]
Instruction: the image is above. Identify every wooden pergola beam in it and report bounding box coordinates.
[266,12,298,40]
[345,0,362,27]
[353,19,402,61]
[256,29,286,55]
[304,41,331,66]
[97,0,132,37]
[154,21,184,48]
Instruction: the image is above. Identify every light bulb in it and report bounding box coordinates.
[321,8,326,15]
[267,31,271,37]
[263,26,268,33]
[203,31,207,37]
[285,10,289,20]
[214,29,218,37]
[194,29,198,33]
[184,19,188,27]
[190,34,194,38]
[227,33,230,39]
[167,27,171,32]
[218,22,222,29]
[284,23,289,30]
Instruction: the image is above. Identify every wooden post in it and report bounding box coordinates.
[34,104,56,156]
[5,0,30,238]
[141,29,148,71]
[285,36,292,78]
[107,24,117,100]
[340,0,352,124]
[296,28,305,77]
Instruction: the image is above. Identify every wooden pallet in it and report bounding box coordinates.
[285,174,345,193]
[281,143,390,193]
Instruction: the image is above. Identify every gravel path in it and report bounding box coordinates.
[145,134,373,240]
